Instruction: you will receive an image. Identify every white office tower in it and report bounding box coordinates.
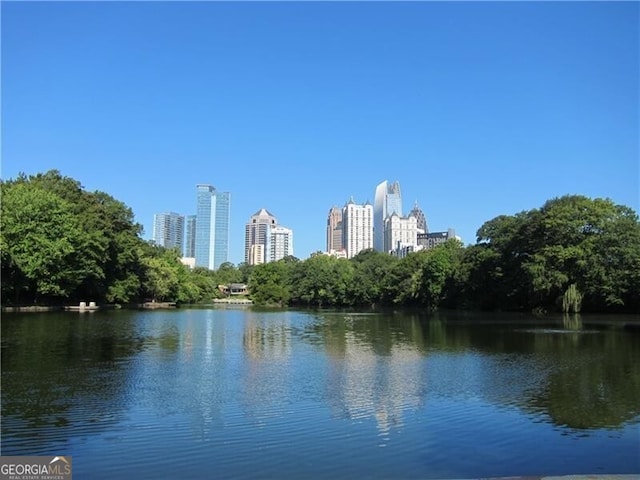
[342,197,373,259]
[384,213,418,255]
[270,226,293,262]
[374,180,403,252]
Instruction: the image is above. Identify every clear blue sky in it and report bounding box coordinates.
[3,1,638,265]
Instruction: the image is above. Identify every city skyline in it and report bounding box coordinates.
[3,2,637,266]
[153,179,449,266]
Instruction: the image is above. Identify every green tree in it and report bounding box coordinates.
[418,240,463,309]
[1,183,89,303]
[139,245,201,304]
[215,262,241,286]
[451,244,503,310]
[248,261,292,306]
[473,195,640,313]
[290,254,354,307]
[349,249,398,307]
[383,250,429,305]
[189,267,219,302]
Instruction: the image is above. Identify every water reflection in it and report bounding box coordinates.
[311,314,426,436]
[523,321,640,430]
[304,311,640,432]
[0,312,146,454]
[2,308,639,477]
[240,312,293,423]
[562,313,582,330]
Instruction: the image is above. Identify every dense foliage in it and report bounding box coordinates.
[1,171,243,306]
[2,171,639,313]
[249,196,640,313]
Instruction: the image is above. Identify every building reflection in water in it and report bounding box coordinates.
[238,311,427,436]
[323,315,427,437]
[241,311,293,423]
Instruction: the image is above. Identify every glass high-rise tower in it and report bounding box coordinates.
[195,185,216,269]
[184,215,196,258]
[153,212,185,251]
[374,180,402,252]
[214,192,231,269]
[195,184,231,270]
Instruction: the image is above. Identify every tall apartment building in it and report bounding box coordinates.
[384,213,418,254]
[195,184,231,270]
[342,197,373,259]
[245,209,294,264]
[245,209,278,265]
[326,206,344,253]
[248,244,266,266]
[270,226,293,262]
[184,215,196,258]
[153,212,185,251]
[374,180,403,252]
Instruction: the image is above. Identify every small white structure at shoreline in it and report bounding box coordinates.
[65,301,99,312]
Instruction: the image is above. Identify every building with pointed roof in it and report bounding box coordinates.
[244,208,277,265]
[244,209,294,265]
[408,201,428,234]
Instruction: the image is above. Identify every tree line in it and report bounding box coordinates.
[1,171,237,306]
[2,170,639,313]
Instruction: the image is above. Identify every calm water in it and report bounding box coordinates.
[1,309,639,479]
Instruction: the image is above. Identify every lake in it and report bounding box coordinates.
[1,308,639,479]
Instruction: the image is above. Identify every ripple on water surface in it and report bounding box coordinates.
[1,310,639,479]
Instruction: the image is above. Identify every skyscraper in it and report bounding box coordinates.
[270,226,293,262]
[184,215,196,258]
[342,197,373,259]
[408,201,428,234]
[195,185,216,269]
[214,192,231,269]
[248,244,266,266]
[153,212,185,251]
[245,209,278,265]
[194,184,231,270]
[326,206,344,253]
[374,180,402,252]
